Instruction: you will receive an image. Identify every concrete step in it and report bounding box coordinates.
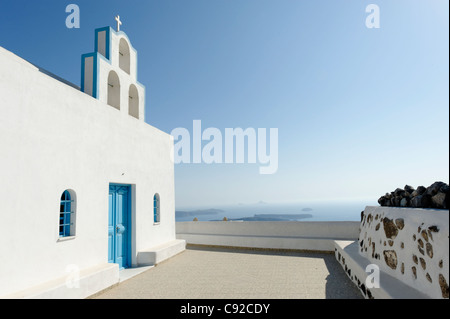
[2,263,119,299]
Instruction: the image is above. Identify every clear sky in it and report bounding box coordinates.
[1,0,448,207]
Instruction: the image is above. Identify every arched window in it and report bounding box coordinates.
[153,194,160,224]
[119,38,131,74]
[60,190,76,237]
[107,71,120,110]
[129,84,139,119]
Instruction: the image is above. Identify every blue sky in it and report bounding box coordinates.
[0,0,448,207]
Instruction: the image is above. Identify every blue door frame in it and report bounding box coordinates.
[108,184,132,270]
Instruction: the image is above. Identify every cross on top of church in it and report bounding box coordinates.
[115,15,122,32]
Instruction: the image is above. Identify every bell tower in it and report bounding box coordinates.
[81,19,145,121]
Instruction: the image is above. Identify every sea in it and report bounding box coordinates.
[175,200,378,222]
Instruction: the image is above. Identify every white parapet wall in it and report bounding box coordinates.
[176,221,360,252]
[336,206,449,299]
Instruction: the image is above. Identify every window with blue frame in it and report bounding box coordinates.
[153,193,160,224]
[60,190,74,237]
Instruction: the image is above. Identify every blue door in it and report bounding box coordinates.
[108,184,131,269]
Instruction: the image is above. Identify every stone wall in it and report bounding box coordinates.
[359,206,449,299]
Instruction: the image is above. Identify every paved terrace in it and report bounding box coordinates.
[92,245,362,299]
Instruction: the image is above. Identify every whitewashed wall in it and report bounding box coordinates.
[0,46,176,297]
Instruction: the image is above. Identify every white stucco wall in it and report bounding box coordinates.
[0,46,176,297]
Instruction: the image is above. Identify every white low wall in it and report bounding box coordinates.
[176,221,360,252]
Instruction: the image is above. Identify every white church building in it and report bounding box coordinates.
[0,24,185,298]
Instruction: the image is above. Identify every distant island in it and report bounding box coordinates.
[176,208,314,222]
[227,213,313,221]
[176,209,224,218]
